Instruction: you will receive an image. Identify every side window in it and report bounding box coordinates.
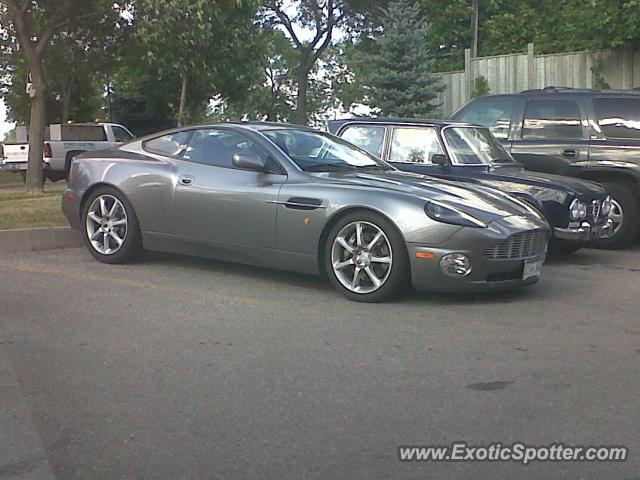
[522,99,583,139]
[183,129,269,168]
[112,126,134,142]
[456,97,513,139]
[594,98,640,140]
[388,127,443,163]
[144,131,193,156]
[340,125,386,157]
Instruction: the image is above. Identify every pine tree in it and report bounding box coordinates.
[360,0,442,118]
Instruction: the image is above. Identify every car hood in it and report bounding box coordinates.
[486,164,606,198]
[314,169,541,224]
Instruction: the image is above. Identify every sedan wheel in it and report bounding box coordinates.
[86,194,128,255]
[325,212,409,302]
[82,187,142,264]
[331,221,393,294]
[608,198,624,237]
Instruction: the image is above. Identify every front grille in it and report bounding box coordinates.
[483,229,548,260]
[586,199,605,224]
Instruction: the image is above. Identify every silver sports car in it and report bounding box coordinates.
[62,122,550,302]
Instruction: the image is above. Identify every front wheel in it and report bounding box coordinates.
[324,211,410,302]
[593,182,640,250]
[82,187,143,264]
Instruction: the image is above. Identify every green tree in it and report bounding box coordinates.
[262,0,351,124]
[134,0,257,127]
[0,0,122,192]
[358,0,442,117]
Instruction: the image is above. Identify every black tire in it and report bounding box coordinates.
[81,186,143,264]
[593,182,640,250]
[324,211,410,302]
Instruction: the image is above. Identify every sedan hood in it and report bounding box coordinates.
[315,169,541,224]
[488,164,606,198]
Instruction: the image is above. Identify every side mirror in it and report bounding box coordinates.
[232,153,265,172]
[431,154,450,167]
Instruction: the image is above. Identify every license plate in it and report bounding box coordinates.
[523,258,543,280]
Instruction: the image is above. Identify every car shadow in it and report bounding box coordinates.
[136,251,539,306]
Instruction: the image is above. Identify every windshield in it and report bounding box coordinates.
[443,126,516,165]
[262,128,392,172]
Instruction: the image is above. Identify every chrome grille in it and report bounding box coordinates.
[483,229,548,260]
[586,199,603,224]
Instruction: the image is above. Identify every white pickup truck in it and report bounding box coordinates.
[1,123,134,181]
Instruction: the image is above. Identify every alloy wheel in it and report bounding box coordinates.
[609,198,624,237]
[86,194,128,255]
[331,221,393,294]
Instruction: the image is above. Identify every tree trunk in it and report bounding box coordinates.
[26,61,47,193]
[295,66,309,125]
[178,74,188,127]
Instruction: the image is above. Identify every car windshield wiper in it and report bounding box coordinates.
[303,163,357,172]
[492,158,515,164]
[354,164,392,171]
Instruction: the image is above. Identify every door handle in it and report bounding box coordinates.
[179,175,194,186]
[561,149,577,158]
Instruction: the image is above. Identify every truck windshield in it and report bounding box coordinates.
[443,126,517,165]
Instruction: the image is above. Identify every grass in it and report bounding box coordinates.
[0,171,23,185]
[0,186,68,230]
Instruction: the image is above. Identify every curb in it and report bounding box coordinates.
[0,226,83,253]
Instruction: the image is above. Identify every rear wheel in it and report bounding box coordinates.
[82,187,142,264]
[594,182,639,249]
[324,211,410,302]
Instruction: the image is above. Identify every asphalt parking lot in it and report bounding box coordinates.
[1,245,639,479]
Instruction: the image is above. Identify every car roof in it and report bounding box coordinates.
[479,87,640,98]
[327,117,468,128]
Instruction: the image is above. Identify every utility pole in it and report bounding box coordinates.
[471,0,479,58]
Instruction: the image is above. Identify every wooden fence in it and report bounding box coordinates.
[436,43,640,116]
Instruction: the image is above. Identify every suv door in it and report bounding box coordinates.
[509,96,590,175]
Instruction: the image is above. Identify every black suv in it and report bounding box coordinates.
[451,88,640,248]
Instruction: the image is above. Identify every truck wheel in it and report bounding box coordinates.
[594,182,640,249]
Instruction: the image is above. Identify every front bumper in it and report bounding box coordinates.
[554,219,613,241]
[409,215,549,292]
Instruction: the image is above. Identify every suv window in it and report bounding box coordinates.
[522,99,583,139]
[183,129,269,168]
[455,97,513,139]
[594,98,640,140]
[144,131,193,156]
[112,126,133,142]
[340,125,385,157]
[388,127,443,163]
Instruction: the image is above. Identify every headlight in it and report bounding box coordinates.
[569,199,587,220]
[425,202,487,228]
[601,195,612,216]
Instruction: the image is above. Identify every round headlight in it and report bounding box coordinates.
[569,199,587,220]
[440,253,472,277]
[601,196,612,216]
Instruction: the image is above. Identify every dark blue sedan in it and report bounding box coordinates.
[328,118,612,253]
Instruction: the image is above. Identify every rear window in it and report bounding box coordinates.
[60,125,107,141]
[594,98,640,140]
[522,99,583,140]
[454,97,514,139]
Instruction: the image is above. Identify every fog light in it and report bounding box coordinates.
[440,253,472,277]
